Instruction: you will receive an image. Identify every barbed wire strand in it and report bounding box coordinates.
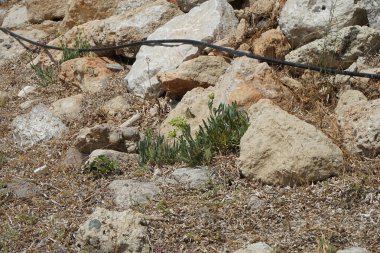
[1,27,380,79]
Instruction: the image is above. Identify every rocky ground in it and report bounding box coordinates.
[0,0,380,252]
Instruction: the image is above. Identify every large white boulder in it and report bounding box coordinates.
[279,0,369,48]
[125,0,238,97]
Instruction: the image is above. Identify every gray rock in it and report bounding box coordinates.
[125,0,238,97]
[239,99,343,186]
[108,180,161,209]
[279,0,369,48]
[76,207,149,253]
[336,247,370,253]
[74,124,126,154]
[120,127,140,141]
[171,167,211,188]
[61,147,85,168]
[177,0,234,12]
[51,94,83,121]
[361,0,380,31]
[12,104,68,148]
[234,242,273,253]
[0,28,47,66]
[0,8,6,26]
[120,113,141,128]
[115,0,153,15]
[19,99,40,110]
[0,178,40,199]
[335,90,368,115]
[336,91,380,157]
[1,4,28,28]
[87,149,138,165]
[100,95,130,116]
[285,26,380,69]
[247,195,264,211]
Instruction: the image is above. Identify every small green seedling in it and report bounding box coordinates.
[88,155,120,178]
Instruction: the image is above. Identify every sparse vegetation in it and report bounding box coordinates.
[59,31,91,63]
[317,236,337,253]
[87,155,120,178]
[30,64,58,87]
[138,101,249,167]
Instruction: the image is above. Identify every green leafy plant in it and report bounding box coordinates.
[59,30,91,63]
[31,64,58,87]
[87,155,120,178]
[138,99,249,167]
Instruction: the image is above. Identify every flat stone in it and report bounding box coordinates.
[51,94,83,121]
[234,242,273,253]
[170,167,211,188]
[0,178,40,199]
[1,4,28,28]
[12,104,68,148]
[108,179,161,209]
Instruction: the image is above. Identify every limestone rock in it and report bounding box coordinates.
[26,0,68,23]
[17,86,36,98]
[108,180,161,209]
[61,147,85,168]
[279,0,369,48]
[285,26,380,69]
[160,86,214,138]
[51,94,83,121]
[115,0,153,15]
[0,8,6,25]
[74,124,126,154]
[76,207,149,253]
[176,0,234,12]
[253,29,291,60]
[336,90,380,157]
[12,104,68,148]
[362,0,380,30]
[213,57,290,108]
[101,95,131,116]
[234,242,273,253]
[125,0,238,97]
[239,99,343,186]
[1,4,28,28]
[59,57,116,94]
[335,90,368,115]
[336,247,370,253]
[170,167,211,188]
[87,149,138,167]
[0,178,40,199]
[0,29,47,66]
[157,56,230,98]
[62,0,119,29]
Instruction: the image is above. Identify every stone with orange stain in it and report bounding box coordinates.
[252,29,291,60]
[59,57,117,94]
[213,56,290,109]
